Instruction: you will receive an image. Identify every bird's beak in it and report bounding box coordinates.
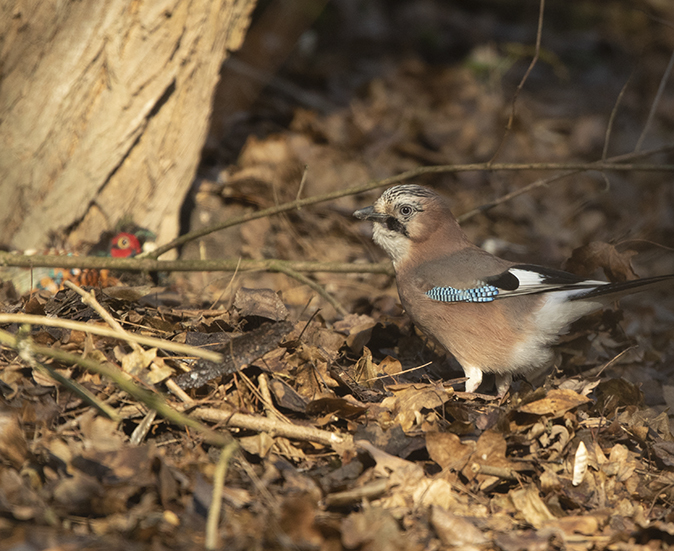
[353,206,388,222]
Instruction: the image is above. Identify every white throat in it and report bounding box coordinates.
[372,224,410,266]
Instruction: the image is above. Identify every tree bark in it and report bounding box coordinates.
[0,0,256,251]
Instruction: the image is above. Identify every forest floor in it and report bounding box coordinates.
[2,1,674,549]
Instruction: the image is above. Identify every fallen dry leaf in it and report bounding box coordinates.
[509,486,556,529]
[563,241,639,281]
[518,388,591,416]
[431,506,489,547]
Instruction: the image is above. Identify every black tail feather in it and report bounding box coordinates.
[570,274,674,301]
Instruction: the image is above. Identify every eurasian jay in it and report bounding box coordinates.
[353,184,674,395]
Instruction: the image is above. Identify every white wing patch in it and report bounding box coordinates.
[509,268,547,286]
[495,268,608,299]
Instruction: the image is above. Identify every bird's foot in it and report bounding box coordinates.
[495,373,512,398]
[463,365,483,393]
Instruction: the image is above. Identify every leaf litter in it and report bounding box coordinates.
[3,3,674,550]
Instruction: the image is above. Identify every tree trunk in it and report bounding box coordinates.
[0,0,256,252]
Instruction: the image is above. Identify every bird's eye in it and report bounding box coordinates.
[117,236,130,248]
[399,205,413,216]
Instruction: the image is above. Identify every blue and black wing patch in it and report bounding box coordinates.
[425,284,499,303]
[424,266,517,303]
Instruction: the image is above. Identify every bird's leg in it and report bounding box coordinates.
[495,373,512,397]
[463,365,483,393]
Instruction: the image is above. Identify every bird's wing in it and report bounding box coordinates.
[424,263,608,304]
[486,265,608,299]
[425,261,674,304]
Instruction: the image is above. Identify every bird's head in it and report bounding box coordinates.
[110,232,143,258]
[353,184,461,265]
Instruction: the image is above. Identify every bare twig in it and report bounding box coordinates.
[238,370,288,424]
[193,406,351,450]
[64,281,149,363]
[208,257,242,310]
[457,145,674,222]
[0,254,394,275]
[0,313,223,363]
[166,379,195,404]
[489,0,545,164]
[225,57,337,114]
[65,281,127,334]
[592,346,637,378]
[365,361,432,382]
[635,49,674,151]
[148,153,674,259]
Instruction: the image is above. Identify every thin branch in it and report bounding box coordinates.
[64,280,137,342]
[238,370,288,424]
[457,145,674,222]
[458,169,576,222]
[193,406,351,450]
[595,346,637,378]
[225,57,337,114]
[0,254,394,275]
[489,0,545,165]
[208,257,242,311]
[148,154,674,259]
[166,379,195,404]
[0,313,223,362]
[635,48,674,151]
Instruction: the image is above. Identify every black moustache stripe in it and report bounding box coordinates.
[384,216,409,237]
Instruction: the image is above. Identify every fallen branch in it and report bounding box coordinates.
[193,406,351,450]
